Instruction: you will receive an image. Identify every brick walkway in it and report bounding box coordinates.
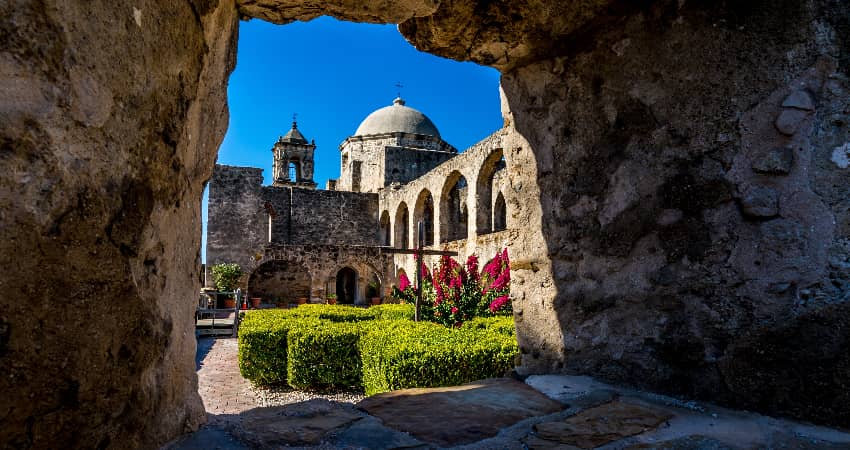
[196,337,257,415]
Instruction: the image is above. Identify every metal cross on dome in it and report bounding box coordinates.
[395,81,404,98]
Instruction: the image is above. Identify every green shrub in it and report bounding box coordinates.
[211,262,243,292]
[369,303,415,321]
[287,321,365,390]
[464,316,516,336]
[359,320,518,395]
[239,305,518,393]
[238,310,304,385]
[286,304,377,322]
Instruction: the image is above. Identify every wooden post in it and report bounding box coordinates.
[415,221,424,322]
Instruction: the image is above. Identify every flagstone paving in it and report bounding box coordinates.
[165,337,850,449]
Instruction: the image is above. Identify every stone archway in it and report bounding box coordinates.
[248,260,312,303]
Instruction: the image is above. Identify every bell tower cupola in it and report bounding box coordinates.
[272,116,317,189]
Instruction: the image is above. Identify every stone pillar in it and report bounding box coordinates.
[501,0,850,427]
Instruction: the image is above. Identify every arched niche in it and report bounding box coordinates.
[248,259,311,303]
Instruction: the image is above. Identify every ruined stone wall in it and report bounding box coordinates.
[206,164,267,284]
[379,130,512,280]
[385,146,456,186]
[253,244,393,303]
[287,188,380,246]
[498,0,850,428]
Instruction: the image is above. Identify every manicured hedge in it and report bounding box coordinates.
[238,305,518,393]
[237,310,316,385]
[368,303,415,321]
[287,321,365,389]
[359,320,519,395]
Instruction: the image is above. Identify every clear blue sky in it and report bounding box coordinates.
[202,17,502,262]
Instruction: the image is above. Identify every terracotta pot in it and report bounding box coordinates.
[222,298,236,309]
[250,298,262,308]
[327,298,337,305]
[370,297,381,305]
[297,297,308,305]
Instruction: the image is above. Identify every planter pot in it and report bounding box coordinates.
[327,299,337,305]
[250,298,262,308]
[370,297,381,305]
[222,298,236,309]
[297,297,308,305]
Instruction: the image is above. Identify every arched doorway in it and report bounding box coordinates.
[394,202,409,249]
[336,267,357,304]
[248,260,311,303]
[440,171,468,243]
[379,210,391,246]
[414,189,434,247]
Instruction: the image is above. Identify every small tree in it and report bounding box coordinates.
[211,263,243,292]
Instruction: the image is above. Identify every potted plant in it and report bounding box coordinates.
[211,263,243,308]
[250,297,262,308]
[326,293,337,305]
[367,281,381,305]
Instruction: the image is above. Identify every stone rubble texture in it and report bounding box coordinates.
[1,0,849,448]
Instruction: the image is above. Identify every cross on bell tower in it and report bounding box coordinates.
[271,114,317,189]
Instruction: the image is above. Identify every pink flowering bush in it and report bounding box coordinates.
[391,249,511,327]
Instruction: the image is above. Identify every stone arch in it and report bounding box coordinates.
[476,149,505,234]
[493,191,507,232]
[379,210,391,245]
[247,259,311,303]
[413,189,435,247]
[440,171,469,243]
[288,158,301,181]
[394,202,409,249]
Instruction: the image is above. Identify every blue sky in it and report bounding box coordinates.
[203,17,502,261]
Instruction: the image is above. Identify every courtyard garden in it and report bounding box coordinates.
[237,249,517,395]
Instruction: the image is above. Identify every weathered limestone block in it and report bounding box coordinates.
[499,0,850,428]
[0,0,238,448]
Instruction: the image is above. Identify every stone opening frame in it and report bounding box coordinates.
[476,148,506,235]
[439,170,469,243]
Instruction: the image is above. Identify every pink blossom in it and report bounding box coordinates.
[489,295,510,313]
[399,273,411,291]
[451,307,458,314]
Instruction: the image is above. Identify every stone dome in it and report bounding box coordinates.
[354,97,441,138]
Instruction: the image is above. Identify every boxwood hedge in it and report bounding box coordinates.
[237,304,517,394]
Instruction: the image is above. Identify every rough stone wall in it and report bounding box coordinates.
[0,0,238,447]
[498,0,850,427]
[254,244,393,303]
[206,164,267,284]
[287,188,380,246]
[385,145,457,186]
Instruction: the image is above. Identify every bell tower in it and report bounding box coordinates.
[272,116,317,189]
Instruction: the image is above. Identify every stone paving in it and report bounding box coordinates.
[195,337,257,415]
[166,337,850,449]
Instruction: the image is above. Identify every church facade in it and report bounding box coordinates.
[205,97,512,305]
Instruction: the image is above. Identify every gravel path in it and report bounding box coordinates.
[252,385,365,408]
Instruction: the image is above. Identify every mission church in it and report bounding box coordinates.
[205,97,512,305]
